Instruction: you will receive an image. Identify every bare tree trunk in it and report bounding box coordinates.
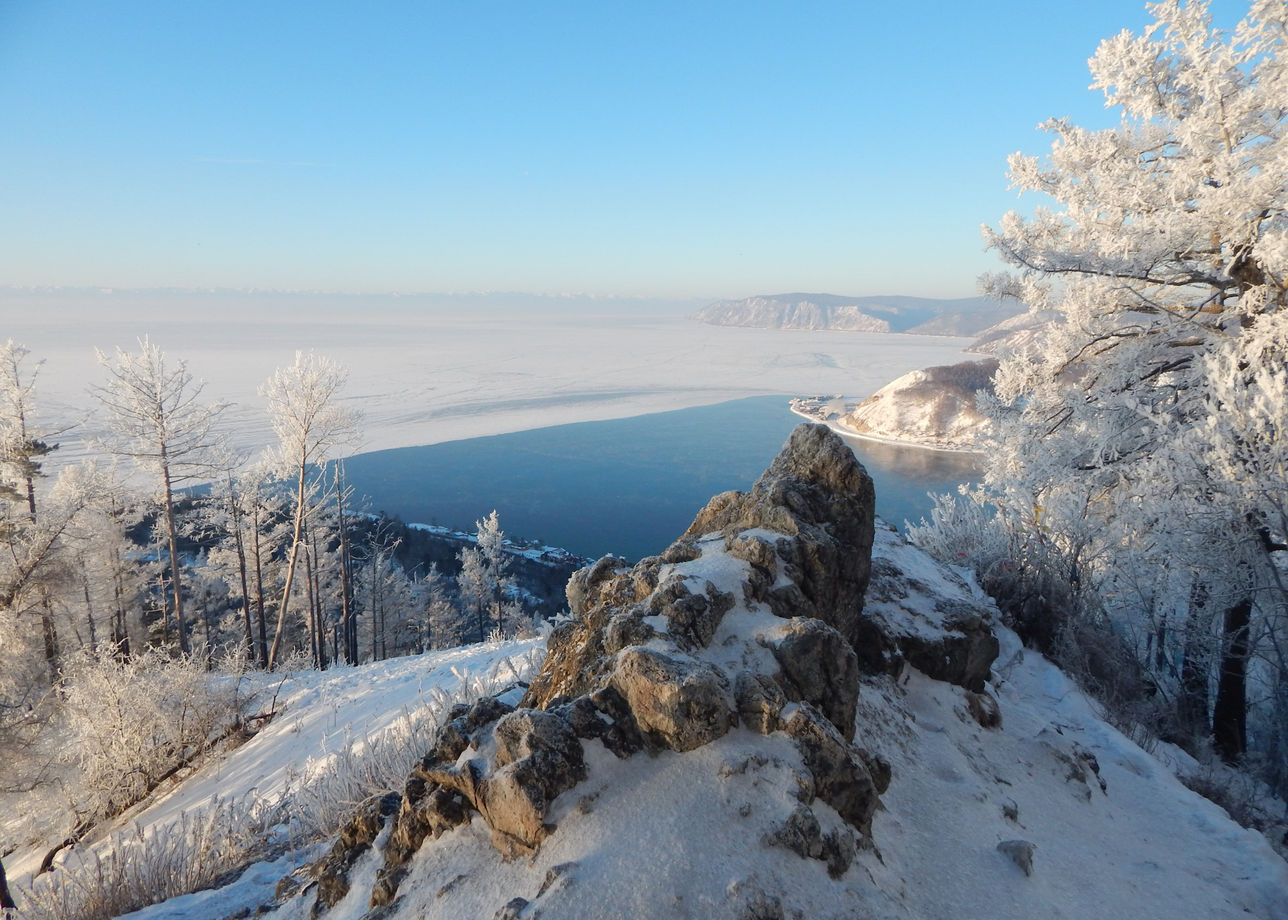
[109,496,131,659]
[39,593,59,683]
[161,460,189,655]
[371,560,380,662]
[81,573,98,652]
[302,527,319,669]
[112,567,130,659]
[251,504,268,667]
[226,473,256,662]
[335,467,355,665]
[1176,587,1211,746]
[309,526,327,669]
[268,465,308,670]
[1213,597,1252,764]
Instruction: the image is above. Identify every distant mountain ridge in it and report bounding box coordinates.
[696,293,1023,337]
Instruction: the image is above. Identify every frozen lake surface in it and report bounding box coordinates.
[2,290,976,459]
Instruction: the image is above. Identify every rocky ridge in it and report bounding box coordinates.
[297,424,998,918]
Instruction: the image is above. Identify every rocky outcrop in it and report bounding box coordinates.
[864,521,999,692]
[308,423,999,915]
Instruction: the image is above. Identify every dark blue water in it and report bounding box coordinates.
[342,396,979,561]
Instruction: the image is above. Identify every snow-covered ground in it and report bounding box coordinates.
[11,530,1286,920]
[4,640,547,900]
[1,291,973,467]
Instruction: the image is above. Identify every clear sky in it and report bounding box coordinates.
[0,0,1250,301]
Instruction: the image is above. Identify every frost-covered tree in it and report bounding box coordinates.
[92,339,225,655]
[417,563,458,651]
[973,0,1286,766]
[456,510,516,643]
[58,646,248,820]
[0,341,65,673]
[261,352,359,670]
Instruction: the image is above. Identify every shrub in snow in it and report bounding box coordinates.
[17,795,290,920]
[59,647,252,821]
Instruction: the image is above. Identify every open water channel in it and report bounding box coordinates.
[342,396,980,562]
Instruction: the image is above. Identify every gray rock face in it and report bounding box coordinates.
[308,423,998,915]
[998,839,1037,877]
[608,647,735,752]
[865,522,999,691]
[769,618,861,742]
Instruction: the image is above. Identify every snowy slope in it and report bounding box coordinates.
[17,527,1285,920]
[5,641,546,907]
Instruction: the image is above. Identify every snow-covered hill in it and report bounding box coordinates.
[696,293,1022,337]
[837,358,998,451]
[968,308,1061,356]
[9,427,1287,920]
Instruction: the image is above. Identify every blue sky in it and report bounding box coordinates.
[0,0,1249,300]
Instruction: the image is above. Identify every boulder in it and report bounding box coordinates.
[608,647,735,752]
[865,522,999,691]
[481,711,587,855]
[769,618,860,741]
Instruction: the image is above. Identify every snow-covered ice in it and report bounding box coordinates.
[1,293,974,467]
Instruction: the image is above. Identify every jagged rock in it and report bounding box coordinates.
[432,696,517,764]
[763,804,824,859]
[769,618,860,741]
[537,861,578,897]
[727,877,803,920]
[998,839,1036,876]
[552,690,644,758]
[822,828,858,879]
[735,671,788,735]
[348,425,947,910]
[762,802,861,877]
[865,524,999,691]
[1045,740,1108,800]
[369,695,519,908]
[682,424,876,652]
[310,791,401,914]
[608,647,735,752]
[966,689,1002,729]
[782,703,883,836]
[493,896,529,920]
[651,577,737,649]
[482,711,587,855]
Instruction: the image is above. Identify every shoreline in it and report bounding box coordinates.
[788,404,987,456]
